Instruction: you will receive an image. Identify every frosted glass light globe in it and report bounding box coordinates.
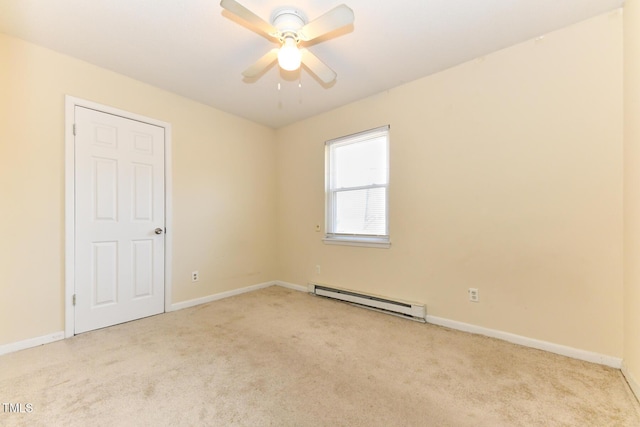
[278,37,301,71]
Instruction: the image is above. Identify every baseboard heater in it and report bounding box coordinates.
[308,283,426,322]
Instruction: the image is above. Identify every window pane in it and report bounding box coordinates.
[335,187,386,235]
[333,136,387,189]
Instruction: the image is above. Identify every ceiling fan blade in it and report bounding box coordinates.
[300,49,337,84]
[242,49,279,78]
[298,4,354,42]
[220,0,278,38]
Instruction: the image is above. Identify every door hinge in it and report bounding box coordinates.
[73,124,76,136]
[72,294,76,306]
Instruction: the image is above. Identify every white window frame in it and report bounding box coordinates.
[324,125,390,248]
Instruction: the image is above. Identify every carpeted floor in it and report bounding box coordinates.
[1,285,639,426]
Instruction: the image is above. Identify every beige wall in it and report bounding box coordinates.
[276,12,624,357]
[0,33,278,346]
[624,0,640,391]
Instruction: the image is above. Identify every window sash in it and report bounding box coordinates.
[327,185,387,237]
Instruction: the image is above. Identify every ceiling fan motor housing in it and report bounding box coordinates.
[271,7,308,39]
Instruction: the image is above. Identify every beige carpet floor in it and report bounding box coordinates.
[1,286,639,426]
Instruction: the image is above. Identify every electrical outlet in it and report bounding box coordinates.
[468,288,479,302]
[192,271,199,282]
[315,224,321,232]
[315,265,321,275]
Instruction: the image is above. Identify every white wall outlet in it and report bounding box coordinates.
[468,288,479,302]
[192,271,199,282]
[315,265,321,275]
[315,224,321,232]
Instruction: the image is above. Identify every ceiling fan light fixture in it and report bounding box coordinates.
[278,36,301,71]
[221,0,354,83]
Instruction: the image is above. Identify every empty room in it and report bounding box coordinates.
[2,0,640,425]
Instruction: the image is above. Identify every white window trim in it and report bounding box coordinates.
[324,125,390,248]
[322,235,391,248]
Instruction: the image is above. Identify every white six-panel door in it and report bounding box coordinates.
[74,106,165,334]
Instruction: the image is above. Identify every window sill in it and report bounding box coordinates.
[322,236,391,249]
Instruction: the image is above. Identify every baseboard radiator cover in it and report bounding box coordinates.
[308,283,426,322]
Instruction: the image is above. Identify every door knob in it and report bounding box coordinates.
[154,228,163,235]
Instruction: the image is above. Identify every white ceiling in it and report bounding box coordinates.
[0,0,624,128]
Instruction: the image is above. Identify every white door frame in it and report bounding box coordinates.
[64,95,173,338]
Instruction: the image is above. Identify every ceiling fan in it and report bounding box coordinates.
[220,0,354,84]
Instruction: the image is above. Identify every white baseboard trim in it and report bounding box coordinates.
[170,280,307,312]
[622,362,640,401]
[0,331,65,356]
[426,315,622,368]
[170,281,277,311]
[274,280,308,293]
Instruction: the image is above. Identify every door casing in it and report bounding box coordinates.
[64,95,173,338]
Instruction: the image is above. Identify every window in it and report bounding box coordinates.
[325,125,390,248]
